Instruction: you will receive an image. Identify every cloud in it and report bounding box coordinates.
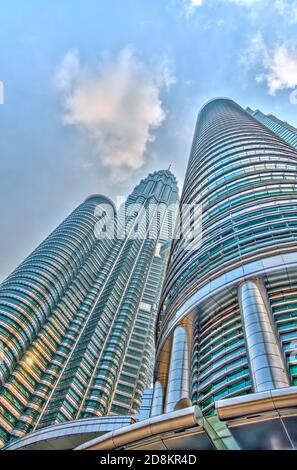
[274,0,297,22]
[258,43,297,94]
[183,0,297,21]
[239,32,266,71]
[240,33,297,95]
[55,50,80,91]
[55,47,174,182]
[229,0,297,21]
[183,0,204,17]
[226,0,262,5]
[183,0,261,16]
[182,0,265,19]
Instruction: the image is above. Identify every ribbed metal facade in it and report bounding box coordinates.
[0,170,178,448]
[247,108,297,150]
[153,98,297,417]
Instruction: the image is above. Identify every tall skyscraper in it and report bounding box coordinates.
[247,107,297,150]
[0,170,178,448]
[153,98,297,417]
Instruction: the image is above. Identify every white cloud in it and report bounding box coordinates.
[226,0,263,5]
[183,0,262,16]
[183,0,297,21]
[230,0,297,21]
[259,43,297,94]
[240,33,297,94]
[240,32,265,66]
[274,0,297,22]
[183,0,204,17]
[55,48,174,182]
[55,50,80,91]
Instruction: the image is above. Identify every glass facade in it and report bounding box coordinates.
[0,170,178,448]
[153,98,297,417]
[247,107,297,150]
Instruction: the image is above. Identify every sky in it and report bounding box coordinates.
[1,0,297,281]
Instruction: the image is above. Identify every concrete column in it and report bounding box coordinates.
[238,279,290,392]
[165,326,190,413]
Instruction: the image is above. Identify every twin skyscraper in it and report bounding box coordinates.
[1,98,297,450]
[0,170,179,446]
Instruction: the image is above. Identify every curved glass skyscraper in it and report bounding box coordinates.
[153,98,297,418]
[0,194,116,448]
[0,170,178,448]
